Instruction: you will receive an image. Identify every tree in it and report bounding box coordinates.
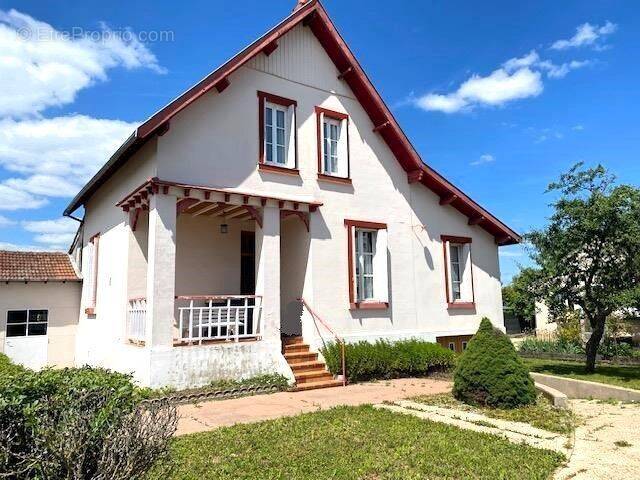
[527,163,640,372]
[502,267,539,330]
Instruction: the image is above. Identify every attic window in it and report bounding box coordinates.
[316,107,350,182]
[258,91,297,171]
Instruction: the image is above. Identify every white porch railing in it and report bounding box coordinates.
[176,295,262,344]
[127,298,147,343]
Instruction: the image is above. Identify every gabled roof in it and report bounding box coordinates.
[0,250,80,282]
[64,0,520,245]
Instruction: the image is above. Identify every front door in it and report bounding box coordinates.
[240,231,255,295]
[4,309,48,370]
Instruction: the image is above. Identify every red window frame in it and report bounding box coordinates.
[441,235,475,309]
[257,91,298,175]
[85,232,100,315]
[345,219,388,310]
[315,106,351,184]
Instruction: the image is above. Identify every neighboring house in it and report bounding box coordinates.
[0,251,81,370]
[58,0,519,389]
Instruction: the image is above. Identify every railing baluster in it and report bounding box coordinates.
[188,300,194,344]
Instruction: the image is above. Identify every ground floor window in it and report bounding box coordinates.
[6,309,48,337]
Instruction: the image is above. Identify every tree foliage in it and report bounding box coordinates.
[526,162,640,372]
[502,267,540,326]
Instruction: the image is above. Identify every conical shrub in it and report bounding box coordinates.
[453,318,536,408]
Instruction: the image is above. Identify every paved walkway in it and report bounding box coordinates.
[555,399,640,480]
[177,377,451,435]
[377,400,569,453]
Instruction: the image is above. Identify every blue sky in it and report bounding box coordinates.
[0,0,638,283]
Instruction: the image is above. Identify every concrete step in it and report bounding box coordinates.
[284,343,310,353]
[284,351,318,363]
[282,336,304,346]
[290,360,326,373]
[293,379,344,391]
[294,370,335,384]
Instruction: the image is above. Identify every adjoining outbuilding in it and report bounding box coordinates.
[0,250,81,370]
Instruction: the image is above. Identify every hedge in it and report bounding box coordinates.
[0,366,176,479]
[321,339,455,382]
[519,337,640,359]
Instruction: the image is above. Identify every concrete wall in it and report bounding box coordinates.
[0,282,82,367]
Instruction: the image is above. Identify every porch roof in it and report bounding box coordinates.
[117,177,322,222]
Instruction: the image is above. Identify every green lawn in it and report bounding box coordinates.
[161,405,563,480]
[524,358,640,391]
[411,392,576,434]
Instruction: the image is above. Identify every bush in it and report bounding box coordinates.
[0,353,26,378]
[453,318,536,408]
[321,339,455,382]
[0,366,177,479]
[519,337,584,355]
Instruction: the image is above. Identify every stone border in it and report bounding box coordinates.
[531,372,640,402]
[142,384,284,406]
[534,382,568,408]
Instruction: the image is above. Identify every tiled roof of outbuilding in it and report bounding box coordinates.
[0,250,80,282]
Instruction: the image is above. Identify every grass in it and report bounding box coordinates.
[161,405,564,480]
[524,358,640,391]
[411,393,577,435]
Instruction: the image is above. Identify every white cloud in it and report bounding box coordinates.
[22,217,78,234]
[538,59,592,79]
[0,183,48,210]
[415,67,542,113]
[0,8,164,117]
[551,21,617,50]
[22,217,78,249]
[32,232,76,246]
[471,154,495,166]
[0,215,16,227]
[0,241,50,252]
[415,46,600,114]
[572,124,585,131]
[0,115,137,207]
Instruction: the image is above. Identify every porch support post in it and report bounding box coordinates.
[255,205,281,341]
[145,193,177,348]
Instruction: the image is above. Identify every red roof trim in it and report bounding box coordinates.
[65,0,520,246]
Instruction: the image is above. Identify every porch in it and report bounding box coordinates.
[118,178,320,387]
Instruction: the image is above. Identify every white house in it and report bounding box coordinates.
[58,0,520,390]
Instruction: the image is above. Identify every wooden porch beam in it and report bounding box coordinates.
[193,202,220,216]
[185,201,215,215]
[176,198,199,214]
[244,206,263,228]
[204,203,230,216]
[226,206,249,219]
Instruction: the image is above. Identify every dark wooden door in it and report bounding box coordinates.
[240,231,255,295]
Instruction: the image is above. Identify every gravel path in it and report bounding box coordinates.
[555,399,640,479]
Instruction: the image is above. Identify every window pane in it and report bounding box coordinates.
[450,245,460,263]
[362,232,373,253]
[266,125,273,143]
[276,146,285,164]
[7,311,27,324]
[266,143,273,163]
[265,107,273,126]
[363,255,373,275]
[276,127,284,145]
[28,323,47,336]
[363,277,374,299]
[29,310,48,323]
[330,123,338,140]
[276,110,285,128]
[6,324,26,337]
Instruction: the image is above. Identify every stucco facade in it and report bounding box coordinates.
[67,5,515,388]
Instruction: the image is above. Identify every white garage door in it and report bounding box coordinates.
[4,309,48,370]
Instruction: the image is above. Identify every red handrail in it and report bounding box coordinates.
[298,298,346,386]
